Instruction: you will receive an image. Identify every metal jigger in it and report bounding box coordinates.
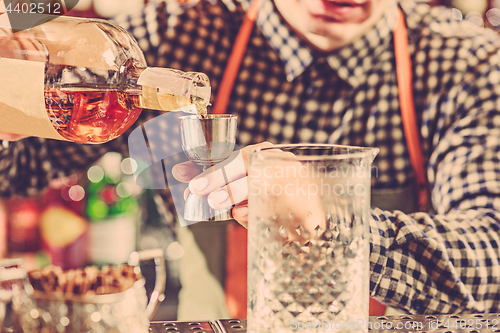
[179,114,238,222]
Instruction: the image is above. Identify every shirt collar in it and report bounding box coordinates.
[326,3,398,88]
[238,0,398,85]
[253,0,315,81]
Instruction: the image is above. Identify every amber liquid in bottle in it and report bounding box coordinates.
[45,89,143,143]
[45,88,209,143]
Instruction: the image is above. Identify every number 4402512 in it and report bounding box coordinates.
[5,1,63,15]
[442,318,498,330]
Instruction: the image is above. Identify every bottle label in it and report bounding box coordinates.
[137,67,192,95]
[140,85,198,114]
[0,58,66,140]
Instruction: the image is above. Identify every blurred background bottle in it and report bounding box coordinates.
[2,175,88,271]
[0,199,8,258]
[39,176,88,270]
[85,152,144,265]
[6,197,41,254]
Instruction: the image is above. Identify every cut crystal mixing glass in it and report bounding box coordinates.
[247,144,379,333]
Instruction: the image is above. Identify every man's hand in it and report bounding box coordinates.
[0,132,27,141]
[172,141,327,244]
[0,27,47,62]
[172,142,273,227]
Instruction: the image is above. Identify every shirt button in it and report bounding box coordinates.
[413,299,425,314]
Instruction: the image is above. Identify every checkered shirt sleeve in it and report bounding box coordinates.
[1,0,500,315]
[366,1,500,314]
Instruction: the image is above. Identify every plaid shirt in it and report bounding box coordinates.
[1,0,500,315]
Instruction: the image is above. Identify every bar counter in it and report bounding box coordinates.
[150,313,500,332]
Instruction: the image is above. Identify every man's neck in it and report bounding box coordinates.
[273,0,398,52]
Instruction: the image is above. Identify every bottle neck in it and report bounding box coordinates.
[133,66,211,114]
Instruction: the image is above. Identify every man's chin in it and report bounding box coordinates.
[301,23,357,51]
[301,30,350,52]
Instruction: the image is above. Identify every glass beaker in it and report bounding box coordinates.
[247,144,378,333]
[0,258,32,332]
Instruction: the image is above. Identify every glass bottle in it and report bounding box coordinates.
[0,13,210,143]
[85,152,143,265]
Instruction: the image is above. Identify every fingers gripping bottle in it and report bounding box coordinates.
[0,12,210,143]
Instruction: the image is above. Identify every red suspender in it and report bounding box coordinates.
[216,0,261,319]
[212,0,262,114]
[394,8,430,212]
